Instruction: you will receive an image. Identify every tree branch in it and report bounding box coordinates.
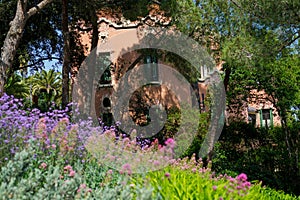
[229,0,266,20]
[18,57,61,70]
[74,25,93,32]
[278,32,300,53]
[26,0,54,19]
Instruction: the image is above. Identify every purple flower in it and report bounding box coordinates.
[212,185,217,191]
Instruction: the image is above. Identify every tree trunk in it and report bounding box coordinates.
[0,0,53,96]
[281,110,292,159]
[86,10,99,116]
[280,108,298,175]
[223,66,231,92]
[199,74,226,160]
[61,0,70,108]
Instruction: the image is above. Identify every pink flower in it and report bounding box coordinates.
[77,184,86,193]
[51,144,56,149]
[61,117,69,124]
[39,162,47,169]
[237,173,248,182]
[123,137,130,143]
[38,118,46,123]
[152,139,159,145]
[236,185,242,190]
[69,170,76,177]
[165,172,170,178]
[107,169,113,175]
[165,138,175,148]
[64,165,73,172]
[242,181,251,188]
[212,185,217,191]
[229,177,235,182]
[153,160,160,166]
[122,163,131,170]
[122,163,132,175]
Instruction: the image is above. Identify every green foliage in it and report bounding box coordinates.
[213,121,300,196]
[0,138,155,199]
[4,73,29,99]
[0,0,62,72]
[0,145,82,199]
[134,156,299,199]
[257,55,300,112]
[31,69,62,111]
[180,112,210,159]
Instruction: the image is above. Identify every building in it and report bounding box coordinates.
[73,3,280,128]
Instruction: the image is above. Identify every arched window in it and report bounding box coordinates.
[100,69,112,84]
[102,113,113,126]
[103,97,111,108]
[144,54,159,82]
[97,52,112,85]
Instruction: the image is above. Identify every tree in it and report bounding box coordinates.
[4,72,29,99]
[162,0,300,159]
[163,0,299,88]
[0,0,54,95]
[61,0,70,108]
[31,69,62,110]
[256,55,300,173]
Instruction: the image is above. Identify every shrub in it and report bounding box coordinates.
[212,121,300,196]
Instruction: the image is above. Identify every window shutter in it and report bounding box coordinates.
[144,55,151,81]
[270,109,274,127]
[259,109,263,127]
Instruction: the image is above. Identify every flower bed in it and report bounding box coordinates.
[0,94,299,199]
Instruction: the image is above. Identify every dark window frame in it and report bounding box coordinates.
[97,52,112,86]
[144,54,159,83]
[102,112,113,126]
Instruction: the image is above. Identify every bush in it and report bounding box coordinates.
[212,121,300,196]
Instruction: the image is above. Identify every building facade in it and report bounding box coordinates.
[74,4,280,128]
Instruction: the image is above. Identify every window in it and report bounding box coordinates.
[248,106,257,126]
[200,93,205,111]
[200,65,211,81]
[260,109,273,128]
[103,97,111,108]
[100,69,112,84]
[144,55,159,83]
[97,53,112,85]
[248,114,256,126]
[102,113,113,126]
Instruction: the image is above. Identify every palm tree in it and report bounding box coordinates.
[31,69,62,111]
[4,73,29,99]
